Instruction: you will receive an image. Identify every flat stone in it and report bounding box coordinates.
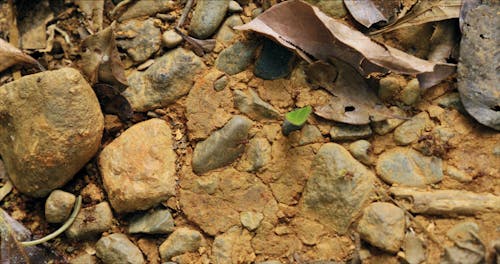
[99,119,176,213]
[228,1,243,12]
[240,211,264,231]
[192,116,253,174]
[70,253,98,264]
[45,190,76,223]
[211,226,255,264]
[376,147,443,187]
[445,165,472,183]
[442,222,485,264]
[213,75,229,91]
[162,29,183,49]
[96,233,144,264]
[288,125,324,147]
[400,78,421,105]
[254,38,295,80]
[128,209,175,234]
[66,202,113,240]
[378,75,403,101]
[118,0,175,21]
[116,18,161,63]
[159,228,206,261]
[291,217,326,246]
[348,140,372,165]
[371,106,406,135]
[0,68,103,197]
[215,40,259,75]
[189,0,230,39]
[215,15,243,46]
[330,123,372,141]
[403,232,426,264]
[357,202,405,253]
[447,222,480,243]
[123,48,205,112]
[300,143,374,234]
[234,89,280,121]
[435,92,466,114]
[393,112,432,145]
[236,137,271,172]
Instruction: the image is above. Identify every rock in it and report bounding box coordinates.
[378,75,403,101]
[234,89,280,120]
[116,18,161,63]
[447,222,480,243]
[118,0,175,21]
[329,123,372,141]
[213,75,229,91]
[236,137,271,172]
[159,228,205,261]
[128,209,175,234]
[357,202,405,253]
[99,119,176,213]
[251,221,302,257]
[228,1,243,12]
[123,48,205,112]
[70,253,98,264]
[371,106,406,135]
[215,15,244,46]
[402,232,426,264]
[376,147,443,187]
[254,38,295,80]
[442,222,485,264]
[162,29,183,49]
[251,8,263,18]
[300,143,374,234]
[66,202,113,240]
[186,70,233,140]
[189,0,230,39]
[393,112,432,145]
[81,182,104,203]
[288,125,324,147]
[291,217,326,246]
[192,116,253,174]
[240,211,264,231]
[45,190,76,224]
[96,233,145,264]
[212,226,255,264]
[0,68,103,197]
[445,165,472,183]
[435,92,466,114]
[215,40,259,75]
[348,140,372,165]
[400,78,420,105]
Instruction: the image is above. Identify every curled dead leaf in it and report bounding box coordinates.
[0,38,39,72]
[344,0,388,28]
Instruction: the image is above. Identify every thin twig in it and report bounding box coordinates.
[7,0,21,80]
[177,0,194,28]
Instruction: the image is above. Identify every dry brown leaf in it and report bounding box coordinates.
[235,0,455,89]
[0,38,38,72]
[344,0,388,28]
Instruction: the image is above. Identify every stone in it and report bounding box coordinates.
[186,70,233,140]
[330,123,372,141]
[357,202,405,253]
[442,222,485,264]
[189,0,230,39]
[66,202,113,240]
[378,75,403,101]
[288,125,324,147]
[237,137,271,172]
[251,8,263,18]
[348,140,372,165]
[212,226,255,264]
[215,40,259,75]
[402,232,426,264]
[192,116,253,174]
[228,1,243,12]
[81,182,104,203]
[254,38,295,80]
[435,92,466,114]
[96,233,145,264]
[0,68,103,197]
[400,78,420,105]
[376,147,443,187]
[393,112,432,145]
[162,29,183,49]
[291,217,326,246]
[445,165,472,183]
[234,89,280,121]
[116,18,161,63]
[159,228,205,261]
[118,0,175,21]
[300,143,374,234]
[447,222,480,243]
[240,211,264,231]
[371,106,406,135]
[213,75,228,91]
[45,190,76,224]
[128,209,175,234]
[99,119,176,213]
[215,15,244,46]
[251,221,302,257]
[123,48,205,112]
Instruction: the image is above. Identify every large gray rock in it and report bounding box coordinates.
[376,147,443,187]
[128,209,175,234]
[215,40,259,75]
[66,202,113,240]
[0,68,103,197]
[189,0,230,39]
[159,228,206,261]
[192,116,253,174]
[96,233,145,264]
[123,48,205,111]
[115,18,161,63]
[300,143,374,234]
[99,119,176,213]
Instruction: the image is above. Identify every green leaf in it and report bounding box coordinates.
[285,106,312,126]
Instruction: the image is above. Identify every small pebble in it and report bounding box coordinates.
[444,165,472,183]
[400,78,420,105]
[96,233,145,264]
[228,1,243,12]
[65,202,114,240]
[162,30,183,49]
[128,209,175,234]
[159,228,205,261]
[213,75,228,91]
[45,190,76,224]
[348,140,372,165]
[240,211,264,231]
[136,59,155,71]
[379,76,403,101]
[251,8,263,18]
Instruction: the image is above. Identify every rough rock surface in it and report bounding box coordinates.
[115,18,161,63]
[128,209,175,234]
[99,119,176,213]
[300,143,374,234]
[376,147,443,187]
[240,211,264,231]
[234,89,280,121]
[189,0,230,39]
[118,0,175,21]
[393,112,432,145]
[0,68,103,197]
[159,228,206,261]
[215,40,259,75]
[330,123,372,141]
[211,226,255,264]
[96,233,145,264]
[123,48,205,111]
[357,202,405,253]
[66,202,113,240]
[45,190,76,223]
[215,15,244,46]
[236,137,271,172]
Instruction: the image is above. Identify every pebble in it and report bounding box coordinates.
[237,137,271,172]
[403,232,426,264]
[291,217,325,246]
[228,1,243,12]
[215,15,244,46]
[162,30,183,49]
[442,222,485,264]
[251,8,263,18]
[159,228,206,261]
[116,18,161,63]
[378,75,403,101]
[45,190,76,224]
[435,92,466,114]
[371,106,406,135]
[240,211,264,231]
[215,40,259,75]
[254,38,295,80]
[288,124,324,147]
[189,0,230,39]
[234,89,280,120]
[348,140,372,165]
[212,226,255,264]
[300,143,374,234]
[376,147,443,187]
[0,68,103,197]
[99,119,176,213]
[66,202,113,240]
[329,123,372,141]
[123,48,205,112]
[400,78,420,105]
[192,116,253,174]
[96,233,145,264]
[118,0,175,21]
[213,75,228,91]
[357,202,405,253]
[128,209,175,234]
[393,112,431,145]
[445,165,472,183]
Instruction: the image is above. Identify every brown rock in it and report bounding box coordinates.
[66,202,113,240]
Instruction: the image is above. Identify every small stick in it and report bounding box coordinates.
[177,0,194,28]
[7,0,21,80]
